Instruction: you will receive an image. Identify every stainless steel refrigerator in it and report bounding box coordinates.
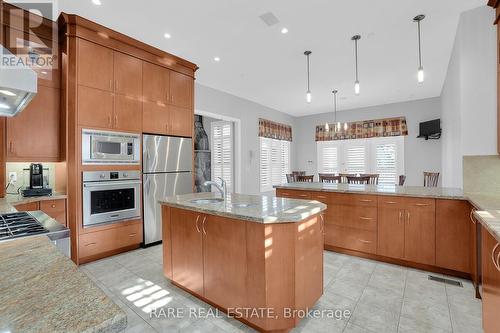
[143,134,193,245]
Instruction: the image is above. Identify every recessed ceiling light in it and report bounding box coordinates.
[91,0,102,5]
[214,57,221,62]
[163,33,171,39]
[281,27,288,34]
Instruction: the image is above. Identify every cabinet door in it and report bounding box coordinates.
[168,105,193,137]
[114,95,142,132]
[114,52,142,98]
[6,85,60,161]
[78,39,114,91]
[40,199,66,226]
[170,208,204,295]
[143,62,169,103]
[77,86,114,128]
[14,201,39,211]
[169,71,193,109]
[435,199,471,273]
[377,197,405,259]
[203,215,247,309]
[404,198,436,265]
[143,100,169,135]
[481,227,500,333]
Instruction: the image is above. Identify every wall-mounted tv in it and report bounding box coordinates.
[418,119,441,140]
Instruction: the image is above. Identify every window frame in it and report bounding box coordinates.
[260,137,291,192]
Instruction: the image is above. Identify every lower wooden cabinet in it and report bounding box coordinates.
[377,197,405,259]
[13,201,40,212]
[325,224,377,254]
[78,221,142,261]
[14,198,67,226]
[404,198,436,265]
[481,227,500,333]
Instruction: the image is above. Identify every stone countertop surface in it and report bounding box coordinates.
[160,192,327,223]
[0,192,67,214]
[0,236,127,333]
[274,182,500,244]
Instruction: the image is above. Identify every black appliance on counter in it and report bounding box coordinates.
[21,163,52,197]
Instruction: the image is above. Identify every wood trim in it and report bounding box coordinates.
[58,13,198,77]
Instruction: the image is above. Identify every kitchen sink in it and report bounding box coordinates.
[190,198,224,204]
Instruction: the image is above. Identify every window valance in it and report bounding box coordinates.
[315,116,408,141]
[259,118,293,142]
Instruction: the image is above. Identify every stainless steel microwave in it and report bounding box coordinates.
[82,129,140,164]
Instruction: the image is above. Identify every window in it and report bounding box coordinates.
[211,121,233,191]
[260,137,290,192]
[317,136,404,185]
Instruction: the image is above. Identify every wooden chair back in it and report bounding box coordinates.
[339,173,354,184]
[398,175,406,186]
[361,174,379,185]
[319,174,341,183]
[296,175,314,182]
[423,172,439,187]
[286,174,295,183]
[346,175,371,184]
[292,171,306,177]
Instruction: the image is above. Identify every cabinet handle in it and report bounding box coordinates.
[359,199,373,203]
[407,211,410,224]
[319,214,325,234]
[128,233,137,237]
[195,215,201,233]
[9,141,14,153]
[385,201,397,204]
[359,239,372,244]
[470,209,477,225]
[298,194,309,198]
[51,204,56,208]
[316,195,327,199]
[114,115,118,127]
[492,243,500,271]
[171,94,174,103]
[359,216,373,221]
[84,242,97,247]
[109,79,113,90]
[398,211,403,224]
[115,80,118,91]
[201,216,207,235]
[107,115,112,127]
[415,203,430,207]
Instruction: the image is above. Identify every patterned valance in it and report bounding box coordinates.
[315,116,408,141]
[259,118,293,142]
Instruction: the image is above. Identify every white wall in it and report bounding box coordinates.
[294,98,442,186]
[195,83,296,194]
[441,6,497,188]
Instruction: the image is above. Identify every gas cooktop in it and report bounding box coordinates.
[0,212,48,241]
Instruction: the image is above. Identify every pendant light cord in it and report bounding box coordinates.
[417,20,422,68]
[306,53,311,91]
[354,39,359,81]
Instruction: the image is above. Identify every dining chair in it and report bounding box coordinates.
[286,174,295,183]
[346,175,371,184]
[319,174,341,183]
[361,174,379,185]
[423,172,440,187]
[296,175,314,182]
[339,173,354,184]
[398,175,406,186]
[292,171,306,178]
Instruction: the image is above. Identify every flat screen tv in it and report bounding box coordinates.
[418,119,441,139]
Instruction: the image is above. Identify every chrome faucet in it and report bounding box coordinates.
[203,177,227,200]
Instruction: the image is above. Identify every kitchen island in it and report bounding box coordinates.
[160,192,327,333]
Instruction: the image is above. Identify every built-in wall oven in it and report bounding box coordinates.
[82,129,140,165]
[82,171,141,227]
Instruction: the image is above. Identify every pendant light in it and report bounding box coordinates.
[304,51,312,103]
[351,35,361,95]
[326,90,339,132]
[414,14,425,83]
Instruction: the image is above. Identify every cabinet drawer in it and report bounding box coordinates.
[333,193,377,207]
[276,189,311,200]
[14,201,40,211]
[79,222,143,258]
[404,197,436,210]
[40,199,66,226]
[339,206,378,231]
[325,225,377,254]
[311,192,331,203]
[378,196,405,208]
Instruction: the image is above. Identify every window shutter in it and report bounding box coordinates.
[318,143,339,174]
[260,137,290,192]
[345,143,366,174]
[260,138,271,192]
[211,121,233,191]
[375,143,397,185]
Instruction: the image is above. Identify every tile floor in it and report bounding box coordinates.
[80,246,483,333]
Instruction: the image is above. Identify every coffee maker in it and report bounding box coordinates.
[22,163,52,197]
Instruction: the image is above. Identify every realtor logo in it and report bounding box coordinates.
[1,1,58,71]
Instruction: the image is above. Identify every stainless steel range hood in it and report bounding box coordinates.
[0,45,37,117]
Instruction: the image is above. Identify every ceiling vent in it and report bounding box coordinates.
[259,12,279,27]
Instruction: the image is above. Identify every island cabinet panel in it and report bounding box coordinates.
[481,226,500,333]
[404,198,436,265]
[203,215,247,309]
[436,199,472,273]
[170,208,204,296]
[377,197,405,259]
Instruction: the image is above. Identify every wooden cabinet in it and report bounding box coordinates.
[40,199,67,226]
[13,201,39,211]
[6,85,60,161]
[435,199,471,273]
[78,39,114,91]
[169,105,193,137]
[113,52,142,98]
[377,197,405,259]
[114,95,143,132]
[170,71,193,109]
[481,227,500,333]
[143,100,169,135]
[325,224,377,254]
[143,62,170,104]
[203,215,247,309]
[404,198,436,265]
[170,208,204,295]
[77,86,114,128]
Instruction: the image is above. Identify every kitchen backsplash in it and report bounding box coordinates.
[5,163,56,194]
[463,155,500,193]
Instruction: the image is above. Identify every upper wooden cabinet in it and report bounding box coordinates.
[170,71,193,109]
[6,85,60,161]
[77,85,114,128]
[142,100,169,135]
[143,62,170,104]
[78,39,114,91]
[114,51,142,98]
[169,105,193,137]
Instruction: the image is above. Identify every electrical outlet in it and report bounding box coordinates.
[8,172,17,183]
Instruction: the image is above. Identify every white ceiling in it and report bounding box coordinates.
[56,0,484,116]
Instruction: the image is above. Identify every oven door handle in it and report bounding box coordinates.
[83,180,142,188]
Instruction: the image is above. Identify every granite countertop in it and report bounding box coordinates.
[0,192,68,214]
[160,192,327,223]
[474,210,500,243]
[0,236,127,333]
